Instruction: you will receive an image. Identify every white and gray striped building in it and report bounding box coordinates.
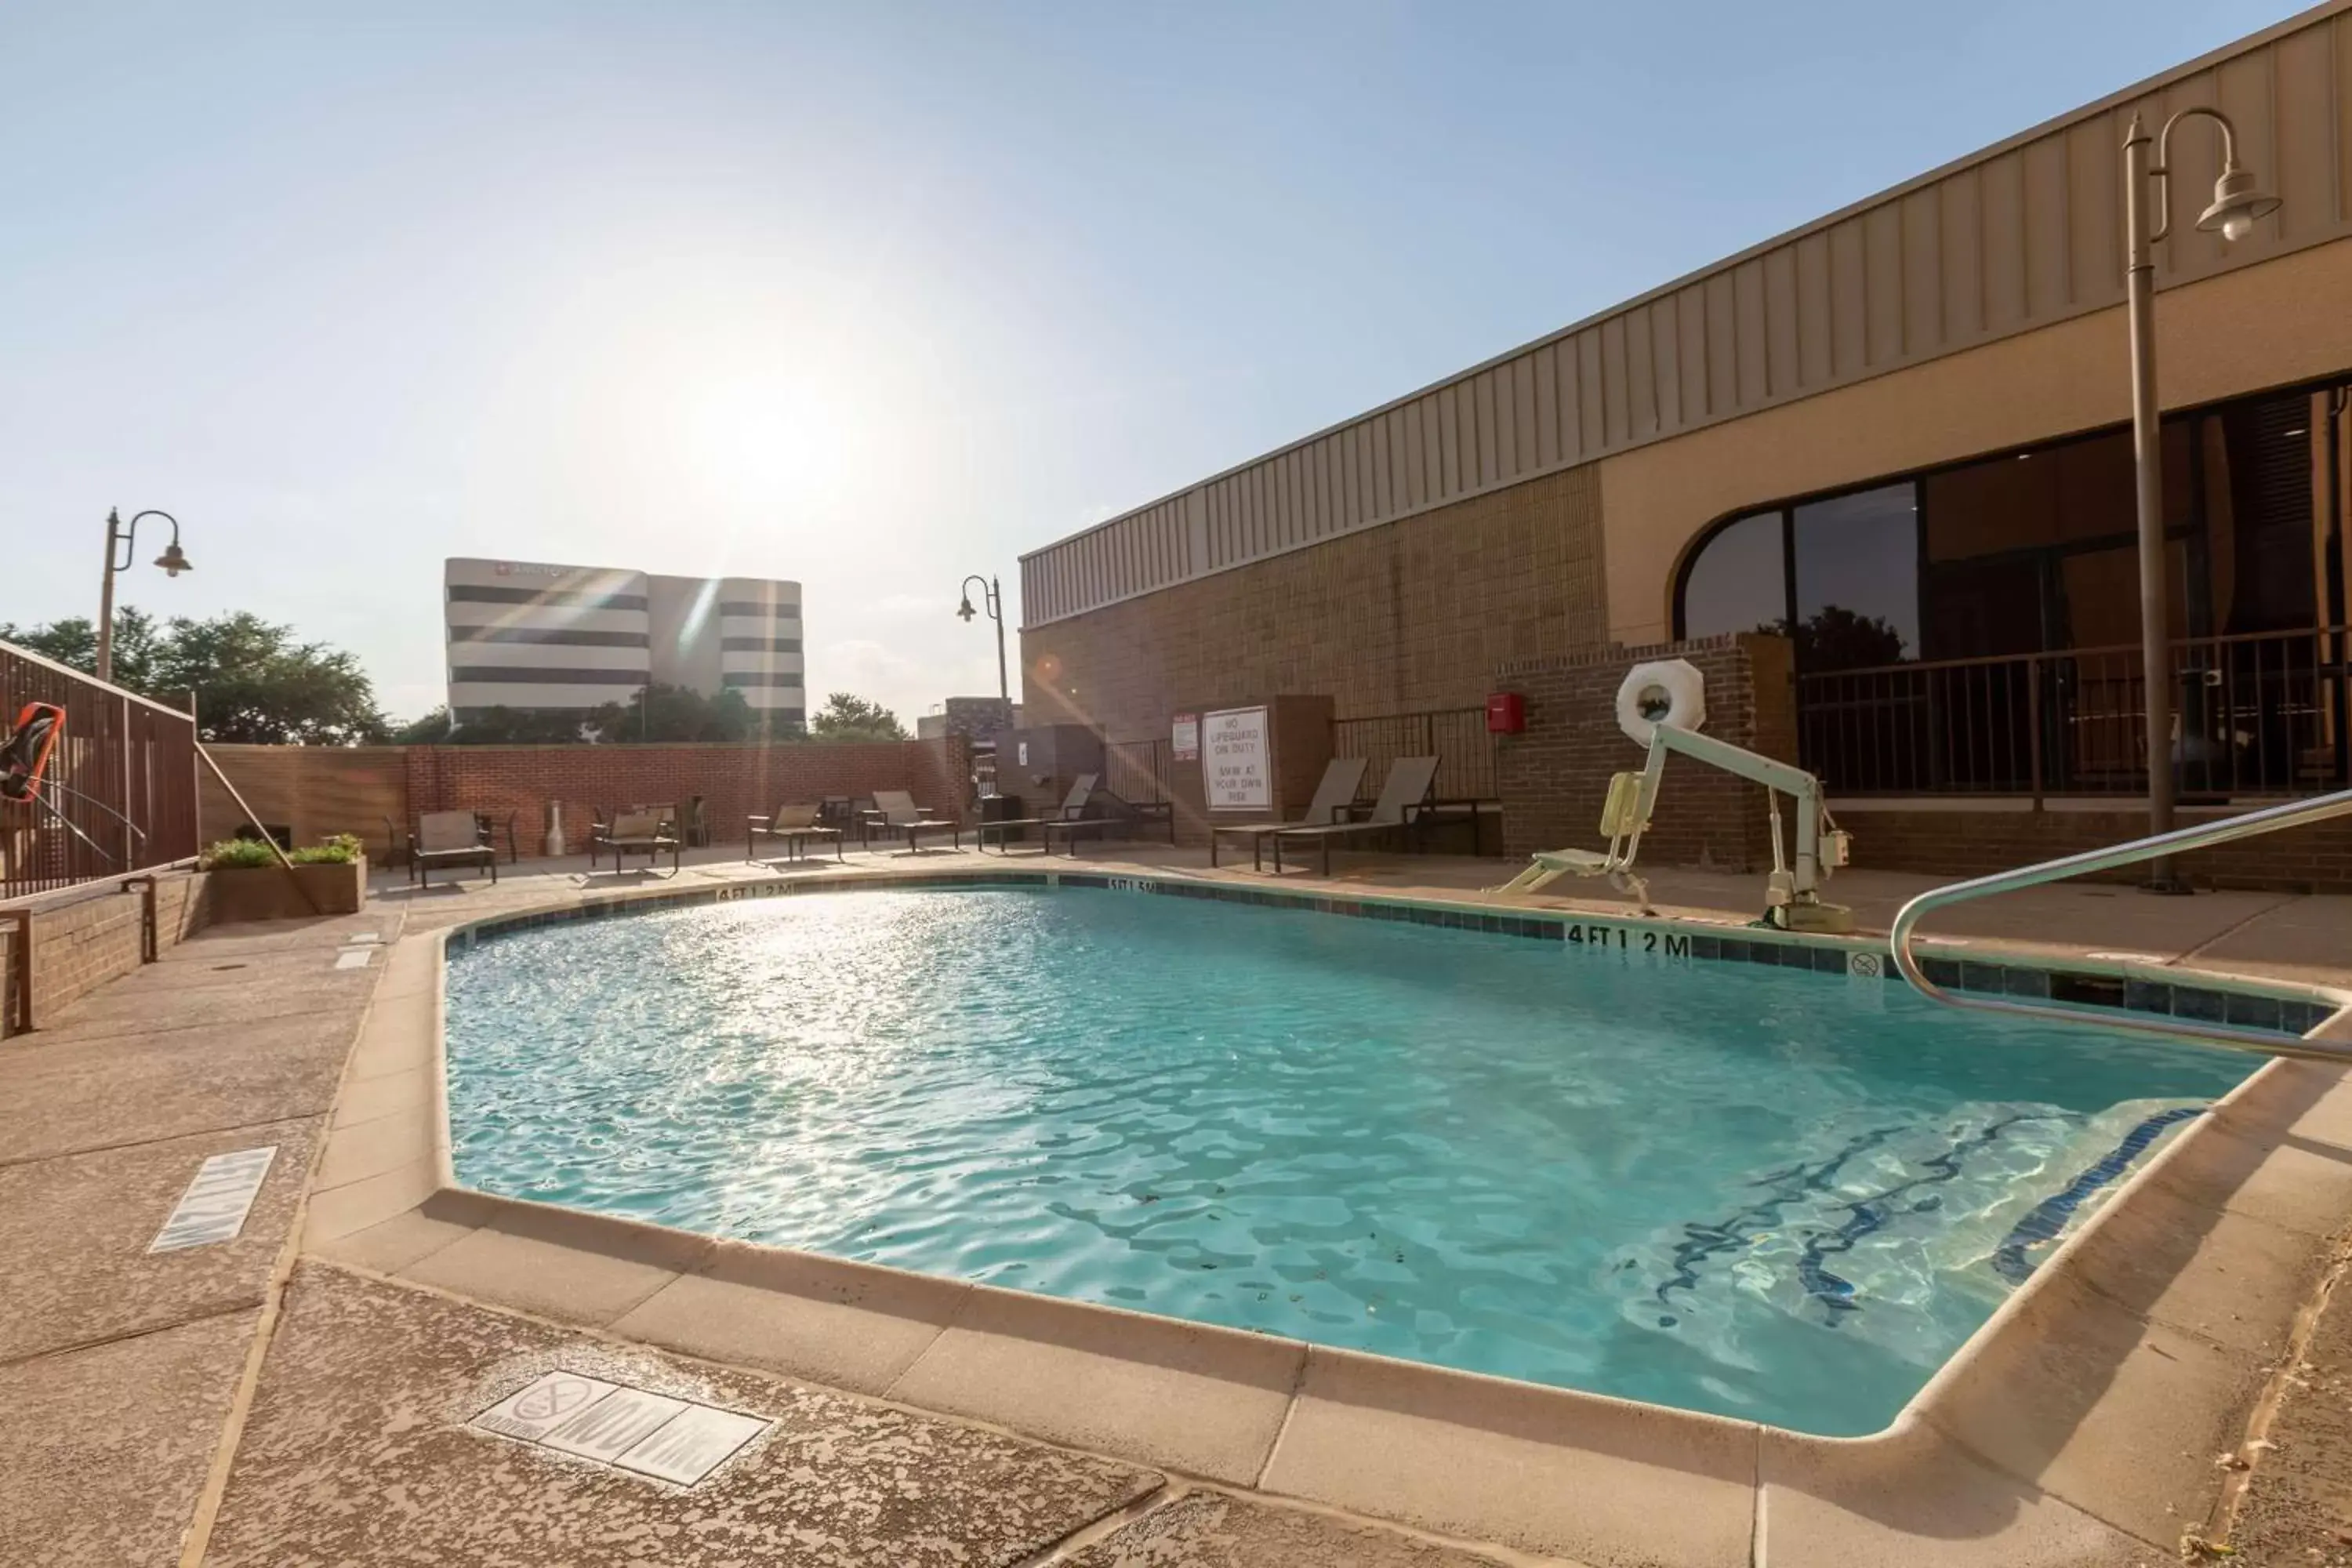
[443,558,804,728]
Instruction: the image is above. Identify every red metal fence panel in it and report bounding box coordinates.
[1,639,200,901]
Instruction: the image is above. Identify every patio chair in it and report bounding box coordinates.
[747,801,845,864]
[1491,769,1656,912]
[1040,783,1178,856]
[864,789,961,855]
[975,773,1098,853]
[1266,756,1440,876]
[409,809,497,888]
[590,808,681,875]
[1208,757,1368,871]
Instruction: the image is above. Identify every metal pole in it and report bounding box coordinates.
[96,508,122,685]
[2123,114,2180,890]
[194,740,322,914]
[990,576,1008,705]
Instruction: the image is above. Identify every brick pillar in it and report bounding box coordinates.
[403,745,442,821]
[1491,634,1792,872]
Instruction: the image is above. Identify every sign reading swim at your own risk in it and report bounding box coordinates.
[1203,706,1270,811]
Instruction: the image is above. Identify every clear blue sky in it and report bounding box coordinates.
[0,0,2305,725]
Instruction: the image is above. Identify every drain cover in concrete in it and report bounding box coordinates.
[149,1146,278,1253]
[471,1371,770,1487]
[333,949,374,970]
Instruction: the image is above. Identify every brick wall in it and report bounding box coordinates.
[1493,634,1791,873]
[191,738,973,862]
[1020,462,1607,745]
[200,745,411,855]
[2,868,211,1039]
[1842,804,2352,893]
[404,736,974,851]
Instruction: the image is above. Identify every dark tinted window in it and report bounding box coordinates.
[447,586,648,610]
[1679,510,1785,640]
[1791,483,1918,670]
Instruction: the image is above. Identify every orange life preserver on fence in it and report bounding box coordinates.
[0,702,65,805]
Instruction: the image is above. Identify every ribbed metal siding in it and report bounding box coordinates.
[1022,4,2352,628]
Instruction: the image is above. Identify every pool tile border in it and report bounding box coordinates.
[301,862,2352,1566]
[448,862,2350,1043]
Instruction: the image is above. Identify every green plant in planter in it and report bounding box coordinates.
[202,832,365,869]
[289,833,364,866]
[201,837,278,869]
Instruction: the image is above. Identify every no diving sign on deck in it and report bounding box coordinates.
[149,1146,278,1252]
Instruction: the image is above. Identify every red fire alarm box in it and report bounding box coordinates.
[1485,691,1525,735]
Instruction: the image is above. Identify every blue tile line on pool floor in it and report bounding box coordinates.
[1988,1105,2208,1284]
[1649,1125,1903,1328]
[1650,1114,2047,1328]
[1793,1114,2040,1323]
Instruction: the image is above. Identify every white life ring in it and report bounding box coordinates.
[1616,659,1707,746]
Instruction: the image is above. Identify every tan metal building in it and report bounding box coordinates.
[1014,2,2352,884]
[1021,2,2352,808]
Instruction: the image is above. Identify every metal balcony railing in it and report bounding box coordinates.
[1889,789,2352,1062]
[1795,626,2352,800]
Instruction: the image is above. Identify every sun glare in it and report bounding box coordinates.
[683,376,868,506]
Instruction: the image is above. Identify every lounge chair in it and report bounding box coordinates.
[591,808,681,874]
[747,801,844,864]
[1267,756,1440,876]
[864,789,962,855]
[1040,784,1176,856]
[976,774,1098,854]
[408,809,498,888]
[1491,768,1656,912]
[1208,757,1368,870]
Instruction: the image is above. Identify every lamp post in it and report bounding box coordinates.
[2122,108,2278,890]
[96,508,194,685]
[956,574,1009,706]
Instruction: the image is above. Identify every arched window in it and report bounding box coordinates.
[1675,481,1920,673]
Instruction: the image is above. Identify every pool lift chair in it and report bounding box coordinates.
[1494,658,1855,934]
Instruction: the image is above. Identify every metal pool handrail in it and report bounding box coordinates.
[1888,788,2352,1064]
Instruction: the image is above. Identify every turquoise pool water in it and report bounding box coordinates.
[444,885,2251,1435]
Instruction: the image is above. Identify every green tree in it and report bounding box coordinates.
[390,705,456,744]
[445,706,590,745]
[586,683,757,743]
[2,607,389,744]
[0,607,167,694]
[808,691,907,742]
[156,612,391,744]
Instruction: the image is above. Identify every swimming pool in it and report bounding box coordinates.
[444,882,2252,1436]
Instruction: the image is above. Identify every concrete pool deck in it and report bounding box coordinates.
[6,837,2352,1564]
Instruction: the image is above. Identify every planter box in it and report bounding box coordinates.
[205,857,368,924]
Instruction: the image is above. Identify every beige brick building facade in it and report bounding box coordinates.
[1023,464,1606,740]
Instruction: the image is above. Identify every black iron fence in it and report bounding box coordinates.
[1331,707,1496,801]
[1795,626,2352,800]
[2,639,200,901]
[1104,737,1171,804]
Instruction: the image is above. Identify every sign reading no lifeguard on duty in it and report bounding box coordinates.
[1203,706,1269,811]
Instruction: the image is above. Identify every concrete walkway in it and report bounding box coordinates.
[0,906,394,1568]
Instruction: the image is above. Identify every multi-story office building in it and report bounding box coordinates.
[443,558,804,728]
